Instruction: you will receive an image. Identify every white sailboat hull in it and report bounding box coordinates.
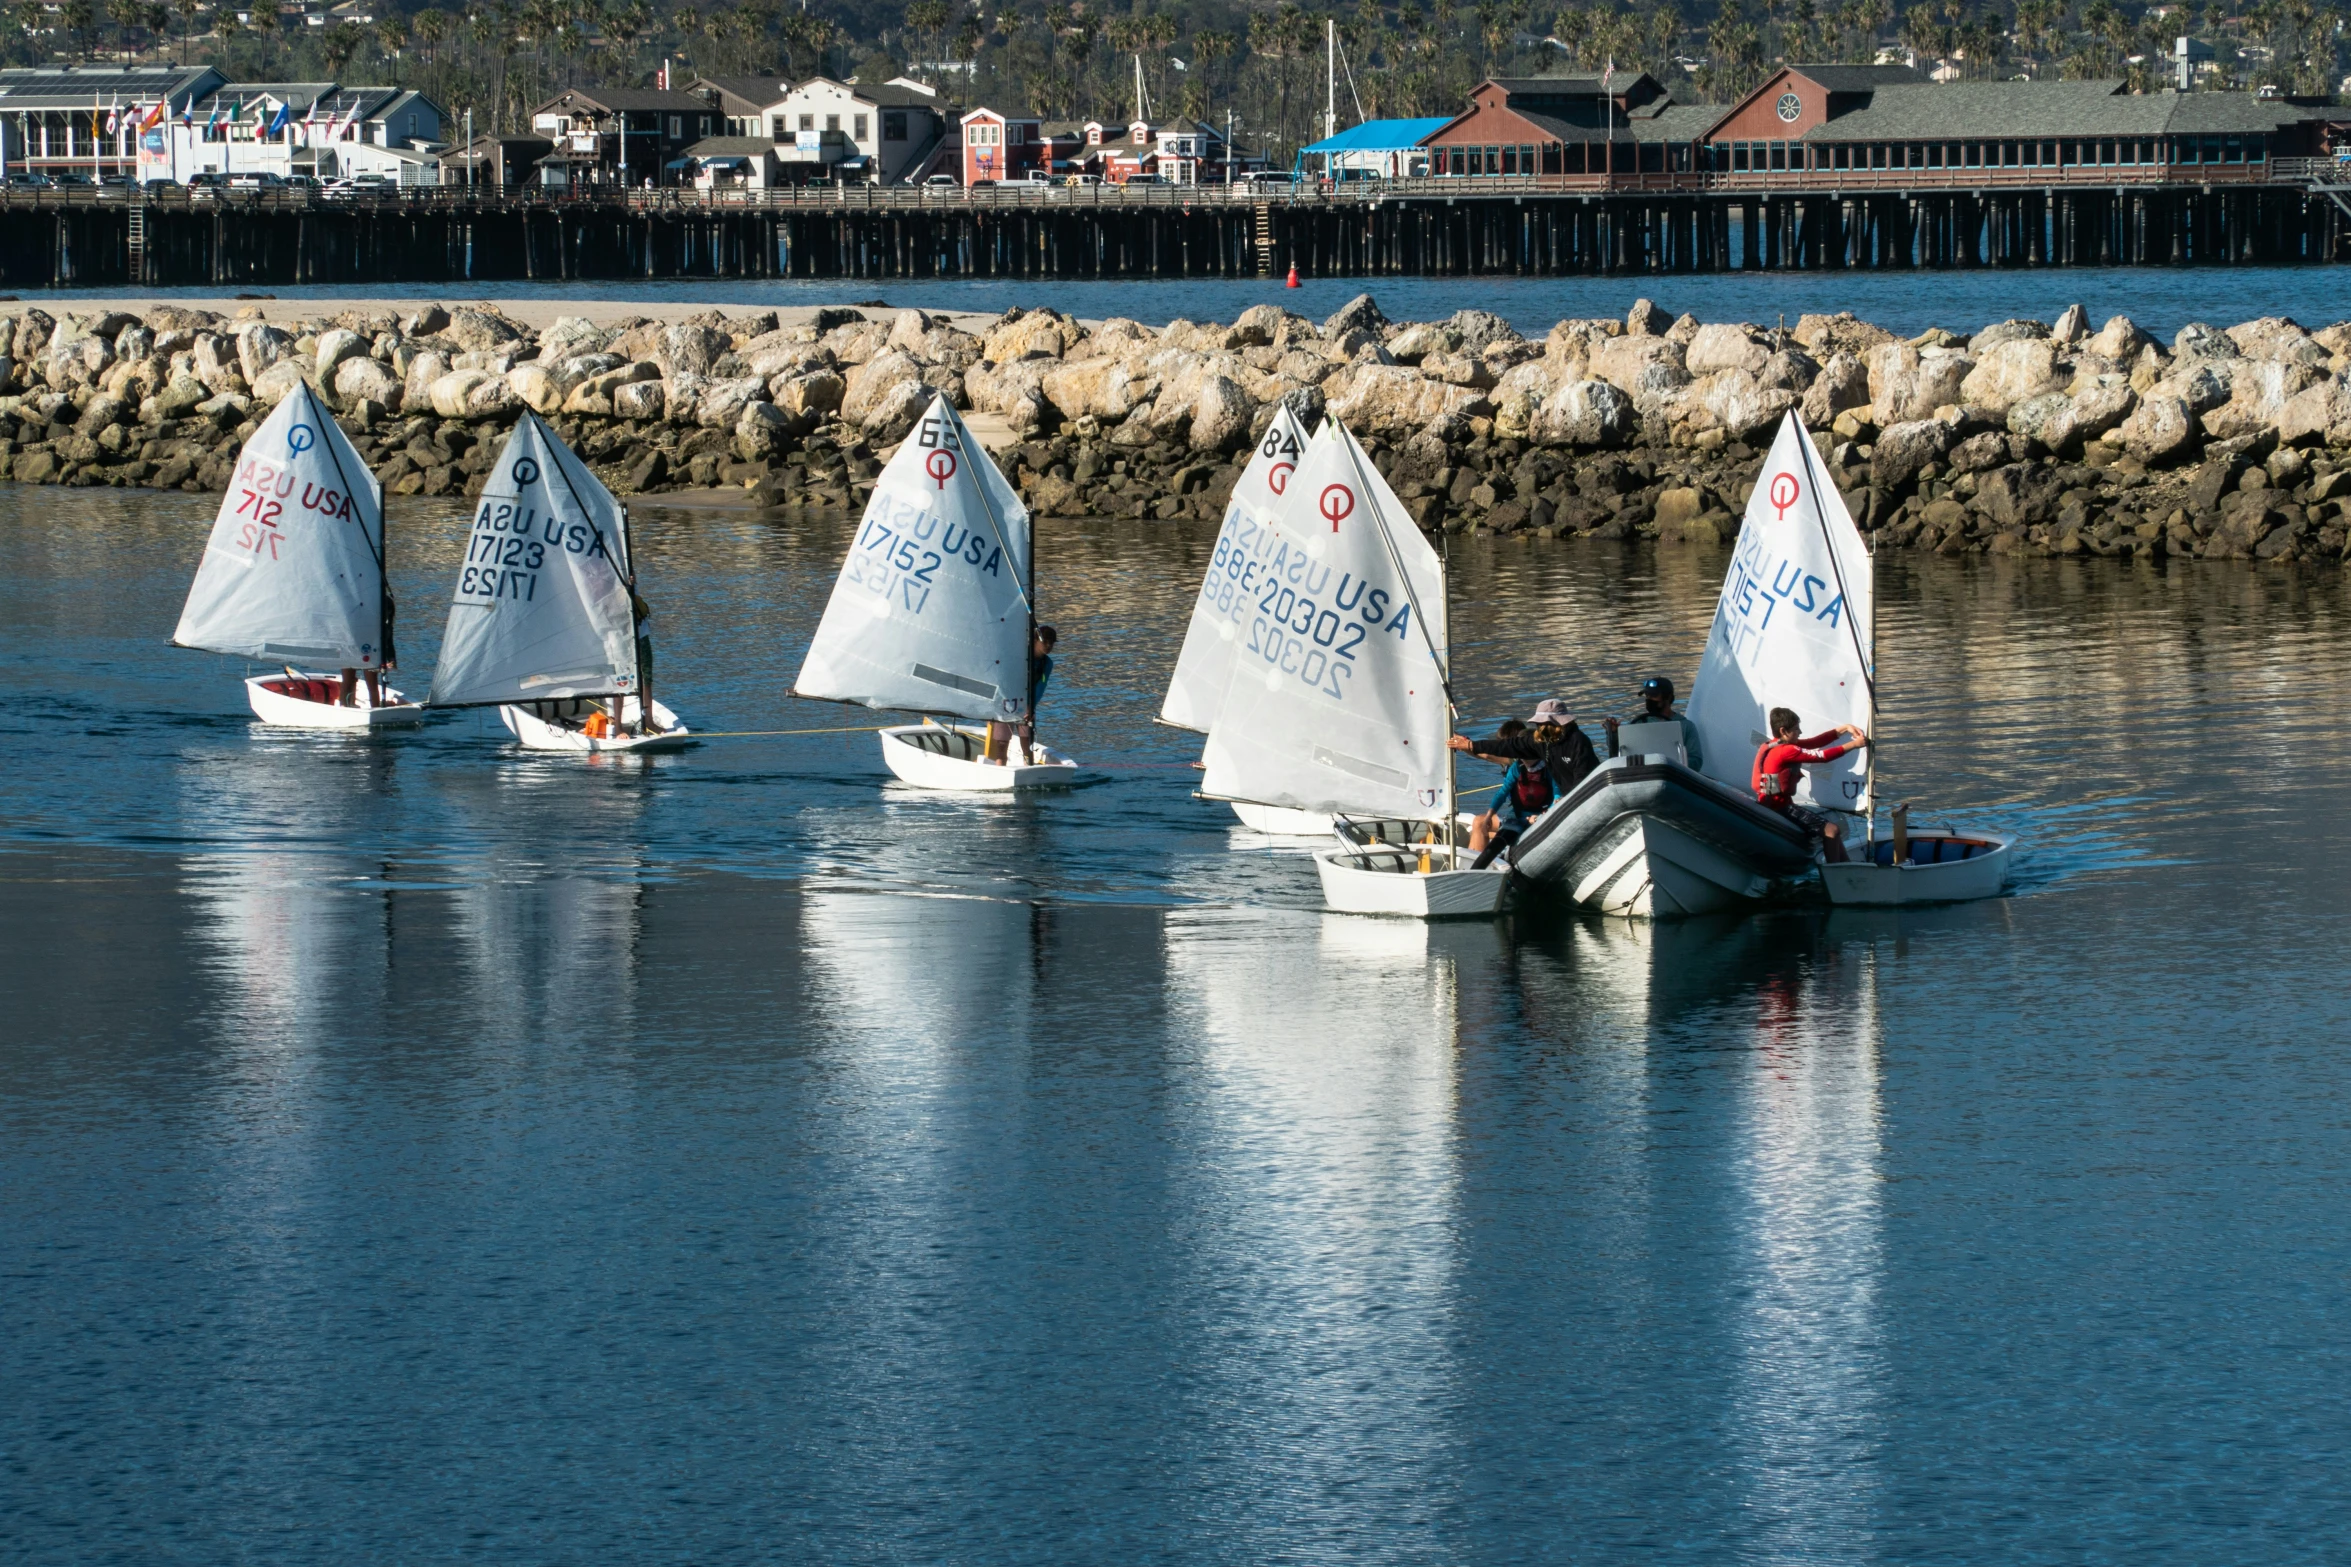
[245,673,427,729]
[1314,841,1510,919]
[499,697,693,754]
[1822,829,2013,905]
[1565,813,1777,919]
[879,723,1089,792]
[1230,800,1344,835]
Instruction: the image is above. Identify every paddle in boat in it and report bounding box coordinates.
[426,410,694,754]
[172,379,423,728]
[1506,413,1871,916]
[796,395,1087,791]
[1198,417,1505,919]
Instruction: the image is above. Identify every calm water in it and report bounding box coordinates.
[49,264,2351,339]
[7,485,2351,1563]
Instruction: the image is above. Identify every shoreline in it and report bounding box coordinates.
[3,292,2347,564]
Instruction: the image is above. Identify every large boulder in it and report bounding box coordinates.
[1040,356,1155,422]
[153,373,211,418]
[612,379,666,422]
[1959,338,2066,418]
[503,363,565,414]
[1684,323,1771,378]
[735,400,795,460]
[562,363,657,415]
[1445,308,1521,354]
[536,315,608,360]
[821,318,894,364]
[1972,318,2049,352]
[1625,298,1671,337]
[1383,322,1459,364]
[1322,293,1389,340]
[2085,315,2153,362]
[773,368,846,421]
[841,349,928,426]
[1868,342,1973,424]
[860,378,932,441]
[964,358,1051,427]
[1188,374,1254,451]
[1530,379,1636,448]
[2009,382,2133,453]
[250,360,312,409]
[404,350,452,408]
[427,368,491,418]
[984,308,1081,363]
[333,355,403,412]
[465,374,518,418]
[1682,368,1793,442]
[2119,393,2196,464]
[1870,418,1954,488]
[1793,310,1897,358]
[1587,335,1689,414]
[2226,316,2328,366]
[1490,359,1565,439]
[2202,359,2323,441]
[1800,351,1871,426]
[657,322,733,377]
[235,322,295,387]
[445,307,525,355]
[314,327,370,382]
[1320,362,1490,437]
[693,374,770,430]
[2171,322,2239,364]
[2277,377,2351,446]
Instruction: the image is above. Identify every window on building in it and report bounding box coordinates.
[2249,134,2266,162]
[883,111,906,140]
[800,114,815,131]
[771,116,788,141]
[668,115,681,138]
[854,114,868,139]
[825,114,839,132]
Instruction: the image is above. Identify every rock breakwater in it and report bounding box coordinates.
[7,294,2351,564]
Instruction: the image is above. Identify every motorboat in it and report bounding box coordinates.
[1506,753,1817,916]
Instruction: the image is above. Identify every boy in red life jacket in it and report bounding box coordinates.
[1753,706,1869,863]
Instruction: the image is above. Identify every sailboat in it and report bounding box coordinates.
[172,380,423,728]
[796,394,1086,791]
[1158,403,1340,833]
[426,410,692,754]
[1200,418,1506,919]
[1505,414,1846,915]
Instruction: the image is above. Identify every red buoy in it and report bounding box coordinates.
[1285,263,1300,288]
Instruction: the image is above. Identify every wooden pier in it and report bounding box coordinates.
[7,167,2344,288]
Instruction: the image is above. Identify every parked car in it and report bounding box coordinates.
[140,177,182,193]
[283,173,321,190]
[967,178,996,190]
[1062,173,1101,187]
[5,171,56,189]
[922,172,960,189]
[186,171,225,188]
[49,172,94,188]
[1005,171,1054,187]
[226,171,284,189]
[1237,170,1293,187]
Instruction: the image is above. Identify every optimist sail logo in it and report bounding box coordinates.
[1318,483,1355,532]
[1769,471,1801,520]
[286,423,316,456]
[511,457,542,486]
[1268,462,1295,496]
[925,449,958,490]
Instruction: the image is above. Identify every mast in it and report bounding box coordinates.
[1791,414,1875,833]
[1325,20,1337,144]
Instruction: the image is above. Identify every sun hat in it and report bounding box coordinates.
[1528,698,1575,725]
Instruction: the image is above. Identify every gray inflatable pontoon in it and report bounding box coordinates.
[1507,754,1819,917]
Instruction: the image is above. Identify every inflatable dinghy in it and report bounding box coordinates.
[1506,754,1818,917]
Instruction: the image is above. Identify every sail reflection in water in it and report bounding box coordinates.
[1159,911,1492,1541]
[1729,936,1887,1554]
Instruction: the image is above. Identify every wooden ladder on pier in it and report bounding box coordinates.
[126,199,145,286]
[1254,203,1273,276]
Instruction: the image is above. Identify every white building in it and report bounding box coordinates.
[0,64,223,179]
[148,82,445,183]
[735,77,951,185]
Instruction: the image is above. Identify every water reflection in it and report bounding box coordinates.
[1728,934,1886,1561]
[1160,909,1493,1548]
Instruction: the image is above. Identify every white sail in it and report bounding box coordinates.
[1687,412,1874,815]
[1200,421,1452,823]
[1159,402,1313,732]
[172,381,387,666]
[428,411,640,708]
[795,396,1034,722]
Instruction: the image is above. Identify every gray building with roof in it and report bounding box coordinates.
[0,64,223,180]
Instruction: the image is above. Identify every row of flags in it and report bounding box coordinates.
[86,95,367,143]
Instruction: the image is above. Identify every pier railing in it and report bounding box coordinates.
[0,156,2321,219]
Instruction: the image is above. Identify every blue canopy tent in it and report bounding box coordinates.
[1294,117,1449,182]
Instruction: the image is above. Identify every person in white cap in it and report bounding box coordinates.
[1448,699,1600,861]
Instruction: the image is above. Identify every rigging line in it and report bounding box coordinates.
[301,379,385,573]
[1340,427,1452,704]
[667,724,891,737]
[1337,30,1366,126]
[1790,416,1874,704]
[947,400,1033,620]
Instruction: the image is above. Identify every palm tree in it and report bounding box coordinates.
[376,11,407,72]
[322,23,361,77]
